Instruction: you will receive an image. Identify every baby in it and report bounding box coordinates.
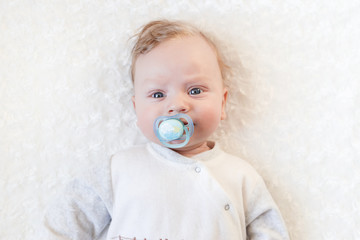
[45,20,290,240]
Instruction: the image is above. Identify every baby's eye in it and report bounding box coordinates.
[189,88,203,95]
[152,92,164,98]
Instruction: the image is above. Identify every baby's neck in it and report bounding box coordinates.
[174,141,213,158]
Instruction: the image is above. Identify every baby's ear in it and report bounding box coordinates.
[131,96,136,110]
[221,88,228,120]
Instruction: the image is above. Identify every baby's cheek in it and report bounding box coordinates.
[137,115,151,133]
[199,110,221,129]
[202,103,222,120]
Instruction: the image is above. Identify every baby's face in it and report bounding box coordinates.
[132,36,227,155]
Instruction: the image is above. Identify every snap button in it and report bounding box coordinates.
[195,167,201,173]
[224,204,230,211]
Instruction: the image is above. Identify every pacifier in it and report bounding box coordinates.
[153,113,194,149]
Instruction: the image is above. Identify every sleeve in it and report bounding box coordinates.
[245,177,290,240]
[44,160,113,240]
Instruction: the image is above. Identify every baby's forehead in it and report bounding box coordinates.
[137,37,217,67]
[137,35,218,64]
[130,21,228,85]
[133,38,223,90]
[132,32,226,87]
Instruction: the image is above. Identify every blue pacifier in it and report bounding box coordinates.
[153,113,194,149]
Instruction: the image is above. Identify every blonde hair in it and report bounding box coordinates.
[130,19,229,83]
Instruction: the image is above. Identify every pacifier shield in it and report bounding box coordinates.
[153,113,194,149]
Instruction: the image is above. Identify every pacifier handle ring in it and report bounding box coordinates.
[174,113,194,139]
[153,113,194,149]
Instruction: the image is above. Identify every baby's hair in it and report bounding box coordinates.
[130,19,229,84]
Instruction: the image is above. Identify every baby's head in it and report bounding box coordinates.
[131,20,229,156]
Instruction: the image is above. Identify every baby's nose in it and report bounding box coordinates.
[167,95,189,114]
[168,106,188,114]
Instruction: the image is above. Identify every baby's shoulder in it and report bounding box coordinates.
[110,144,150,166]
[220,150,256,169]
[216,149,262,181]
[111,143,150,162]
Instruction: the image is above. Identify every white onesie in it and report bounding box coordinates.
[45,142,290,240]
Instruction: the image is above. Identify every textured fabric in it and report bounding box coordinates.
[44,155,113,239]
[44,142,289,240]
